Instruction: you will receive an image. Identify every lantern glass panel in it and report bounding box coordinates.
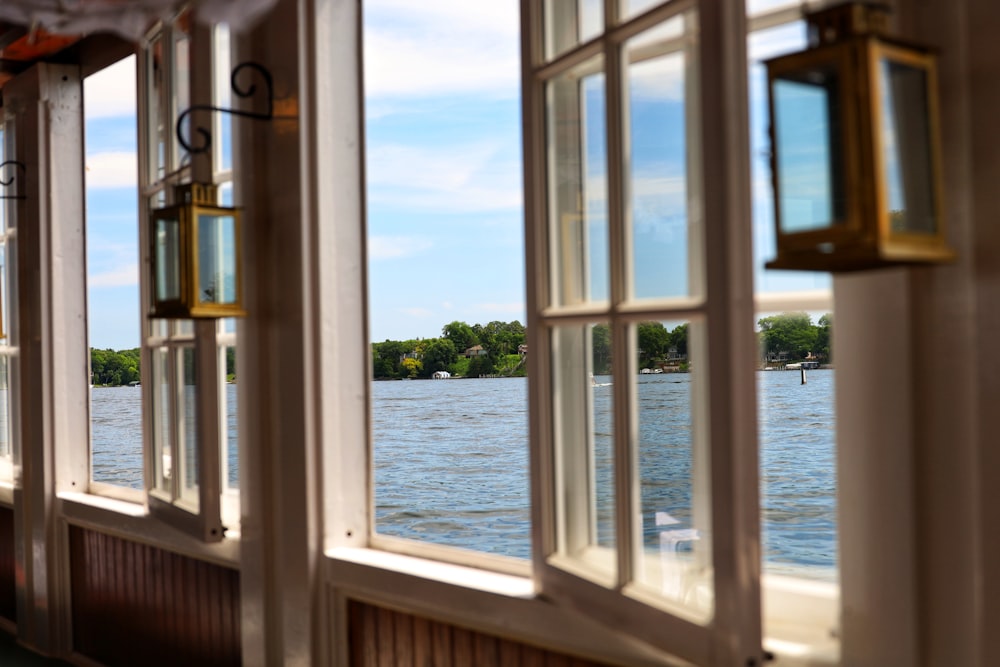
[197,212,238,305]
[154,214,182,302]
[772,66,846,233]
[878,57,937,235]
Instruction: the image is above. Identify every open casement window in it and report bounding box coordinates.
[523,1,763,663]
[138,17,237,541]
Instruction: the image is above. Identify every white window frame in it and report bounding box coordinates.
[135,17,236,541]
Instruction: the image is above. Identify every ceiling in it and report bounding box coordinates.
[0,23,81,89]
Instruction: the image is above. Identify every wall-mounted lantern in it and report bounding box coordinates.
[149,183,245,319]
[765,2,953,271]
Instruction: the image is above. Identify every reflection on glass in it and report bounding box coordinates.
[623,13,700,300]
[214,24,233,173]
[545,0,603,59]
[879,58,936,235]
[148,32,167,180]
[180,346,198,505]
[153,347,172,492]
[547,56,609,307]
[197,213,237,305]
[632,320,713,618]
[173,29,191,163]
[155,217,181,302]
[552,323,616,584]
[773,69,845,233]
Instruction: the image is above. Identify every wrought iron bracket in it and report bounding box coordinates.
[176,62,274,155]
[0,160,25,200]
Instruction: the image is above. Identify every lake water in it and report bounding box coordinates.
[373,371,837,579]
[91,372,836,579]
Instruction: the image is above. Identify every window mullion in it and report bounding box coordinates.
[601,19,635,591]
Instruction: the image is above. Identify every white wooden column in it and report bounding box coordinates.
[5,63,89,655]
[235,0,363,663]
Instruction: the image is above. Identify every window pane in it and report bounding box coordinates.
[551,322,616,585]
[180,346,198,506]
[632,320,712,619]
[197,213,238,305]
[879,58,936,235]
[222,344,238,490]
[545,0,603,60]
[772,72,845,233]
[155,216,181,301]
[173,28,191,165]
[152,347,172,492]
[547,56,609,307]
[623,13,701,301]
[148,32,168,180]
[214,24,233,173]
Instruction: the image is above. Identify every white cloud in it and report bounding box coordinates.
[85,151,138,189]
[369,235,433,260]
[89,263,138,288]
[367,143,521,213]
[84,55,137,119]
[363,0,519,100]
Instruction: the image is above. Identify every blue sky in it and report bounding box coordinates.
[82,1,829,351]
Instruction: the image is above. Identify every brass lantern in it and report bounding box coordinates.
[765,2,954,271]
[149,183,245,319]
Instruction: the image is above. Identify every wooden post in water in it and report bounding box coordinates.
[801,367,807,384]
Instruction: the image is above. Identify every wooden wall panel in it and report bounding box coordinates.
[68,526,240,667]
[348,600,614,667]
[0,505,14,623]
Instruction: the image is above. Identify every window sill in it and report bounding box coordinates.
[327,548,841,666]
[326,547,674,667]
[57,491,240,568]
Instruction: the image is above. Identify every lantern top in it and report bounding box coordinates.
[806,2,891,46]
[174,182,220,207]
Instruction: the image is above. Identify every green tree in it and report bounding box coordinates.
[467,355,495,377]
[591,324,612,374]
[758,312,819,361]
[816,313,833,361]
[442,321,478,354]
[637,322,669,368]
[400,357,422,379]
[668,323,688,357]
[419,338,457,377]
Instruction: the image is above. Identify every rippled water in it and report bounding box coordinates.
[374,371,837,577]
[91,374,836,577]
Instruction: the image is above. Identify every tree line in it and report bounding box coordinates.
[372,320,526,380]
[90,347,238,386]
[758,312,832,363]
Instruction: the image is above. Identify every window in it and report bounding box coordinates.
[138,18,238,540]
[523,1,763,662]
[363,1,528,563]
[0,120,17,484]
[84,56,143,497]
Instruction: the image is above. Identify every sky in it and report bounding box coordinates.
[82,1,830,351]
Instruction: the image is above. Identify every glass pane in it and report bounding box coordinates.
[772,67,846,234]
[545,0,603,60]
[547,56,609,307]
[757,311,837,581]
[632,320,712,619]
[197,213,237,305]
[222,345,238,490]
[0,357,11,459]
[623,13,701,301]
[155,216,182,302]
[180,346,198,505]
[173,28,191,164]
[214,24,233,173]
[152,347,172,493]
[879,58,936,235]
[551,323,616,584]
[148,31,168,181]
[749,23,832,293]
